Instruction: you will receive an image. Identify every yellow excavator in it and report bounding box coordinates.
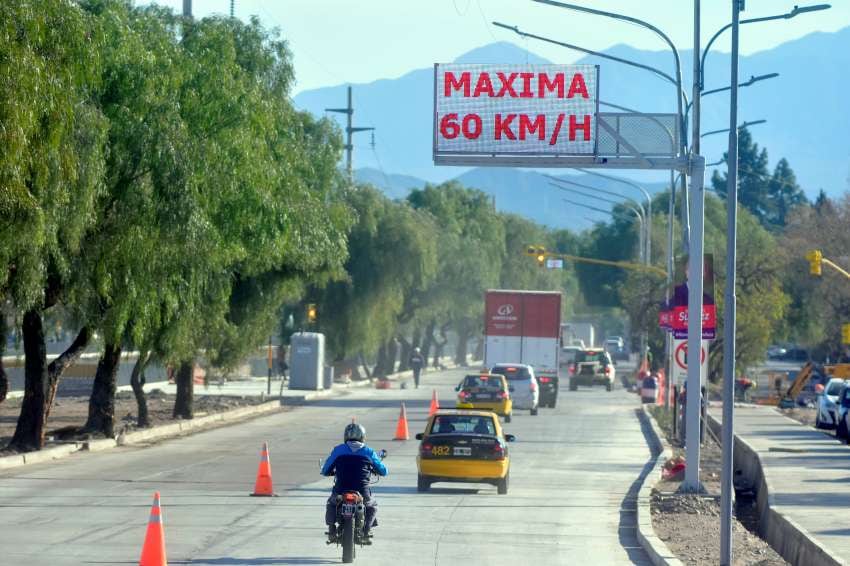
[778,362,850,408]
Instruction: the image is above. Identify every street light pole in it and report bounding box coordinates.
[720,2,742,562]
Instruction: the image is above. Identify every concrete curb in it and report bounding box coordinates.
[706,413,847,566]
[636,406,684,566]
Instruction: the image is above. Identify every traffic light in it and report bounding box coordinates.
[806,250,822,276]
[842,323,850,345]
[306,303,318,324]
[525,245,546,267]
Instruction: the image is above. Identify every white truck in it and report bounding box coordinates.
[484,290,562,408]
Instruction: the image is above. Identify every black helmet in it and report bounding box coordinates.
[344,422,366,442]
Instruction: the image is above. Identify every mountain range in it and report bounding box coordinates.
[295,30,850,225]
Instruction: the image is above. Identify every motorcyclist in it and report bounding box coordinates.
[321,422,388,543]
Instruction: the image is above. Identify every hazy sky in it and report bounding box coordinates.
[142,1,846,94]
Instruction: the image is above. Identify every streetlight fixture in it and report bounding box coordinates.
[701,119,766,138]
[549,183,646,262]
[700,3,831,88]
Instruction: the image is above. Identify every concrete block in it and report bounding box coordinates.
[84,438,118,452]
[22,444,80,465]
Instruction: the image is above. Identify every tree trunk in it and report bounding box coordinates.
[374,344,388,378]
[358,351,372,380]
[8,309,49,451]
[455,322,470,367]
[421,319,436,366]
[130,351,151,428]
[84,343,122,437]
[45,326,91,419]
[0,315,8,404]
[397,335,412,372]
[173,361,194,419]
[385,338,399,375]
[433,322,450,368]
[473,337,484,362]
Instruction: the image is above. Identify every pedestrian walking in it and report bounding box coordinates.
[409,347,425,388]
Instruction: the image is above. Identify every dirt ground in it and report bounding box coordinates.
[0,389,271,448]
[648,405,788,565]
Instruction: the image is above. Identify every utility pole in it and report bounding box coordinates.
[182,0,191,17]
[230,0,235,18]
[683,0,706,493]
[720,2,743,562]
[326,86,375,184]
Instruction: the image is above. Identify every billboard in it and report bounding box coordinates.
[670,254,716,340]
[434,64,599,161]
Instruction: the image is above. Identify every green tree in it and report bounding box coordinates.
[768,158,807,227]
[0,1,108,450]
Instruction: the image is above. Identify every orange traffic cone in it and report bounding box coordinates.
[139,492,167,566]
[393,403,410,440]
[250,442,277,497]
[429,390,440,416]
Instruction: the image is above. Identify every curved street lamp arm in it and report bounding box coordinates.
[492,22,677,86]
[561,198,641,226]
[574,168,652,208]
[700,5,831,88]
[548,182,644,221]
[530,0,686,153]
[546,176,645,218]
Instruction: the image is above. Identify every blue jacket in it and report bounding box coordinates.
[322,441,388,492]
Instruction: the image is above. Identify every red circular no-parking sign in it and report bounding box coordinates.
[674,340,706,370]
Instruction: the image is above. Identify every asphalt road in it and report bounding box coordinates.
[0,366,653,565]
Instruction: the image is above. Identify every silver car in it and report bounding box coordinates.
[816,378,845,429]
[490,363,540,416]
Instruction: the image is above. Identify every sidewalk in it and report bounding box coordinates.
[709,404,850,566]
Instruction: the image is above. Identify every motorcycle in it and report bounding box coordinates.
[325,448,387,564]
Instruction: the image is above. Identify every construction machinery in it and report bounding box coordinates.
[778,362,850,408]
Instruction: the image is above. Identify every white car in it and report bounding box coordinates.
[569,349,616,391]
[815,378,846,429]
[490,363,540,416]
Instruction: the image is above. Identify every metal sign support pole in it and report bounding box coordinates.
[683,154,705,492]
[720,1,742,562]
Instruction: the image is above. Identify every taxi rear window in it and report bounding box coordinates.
[431,415,496,435]
[491,366,530,380]
[462,375,503,390]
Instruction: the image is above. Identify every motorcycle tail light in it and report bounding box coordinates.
[344,493,358,502]
[459,390,470,399]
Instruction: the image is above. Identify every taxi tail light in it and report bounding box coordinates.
[497,390,508,400]
[539,377,551,383]
[420,442,433,456]
[492,443,506,460]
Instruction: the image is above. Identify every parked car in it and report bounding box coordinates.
[766,345,787,359]
[569,349,615,391]
[815,378,846,429]
[605,336,624,349]
[490,363,540,415]
[780,347,810,362]
[835,383,850,441]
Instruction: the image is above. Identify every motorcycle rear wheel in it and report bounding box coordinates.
[342,517,356,563]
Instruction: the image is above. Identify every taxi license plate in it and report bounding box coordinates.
[453,446,472,456]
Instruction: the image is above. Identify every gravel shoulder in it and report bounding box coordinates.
[648,405,788,566]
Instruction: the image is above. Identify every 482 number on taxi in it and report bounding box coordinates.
[431,445,450,456]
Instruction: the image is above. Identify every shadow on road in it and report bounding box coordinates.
[619,408,660,566]
[187,558,335,565]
